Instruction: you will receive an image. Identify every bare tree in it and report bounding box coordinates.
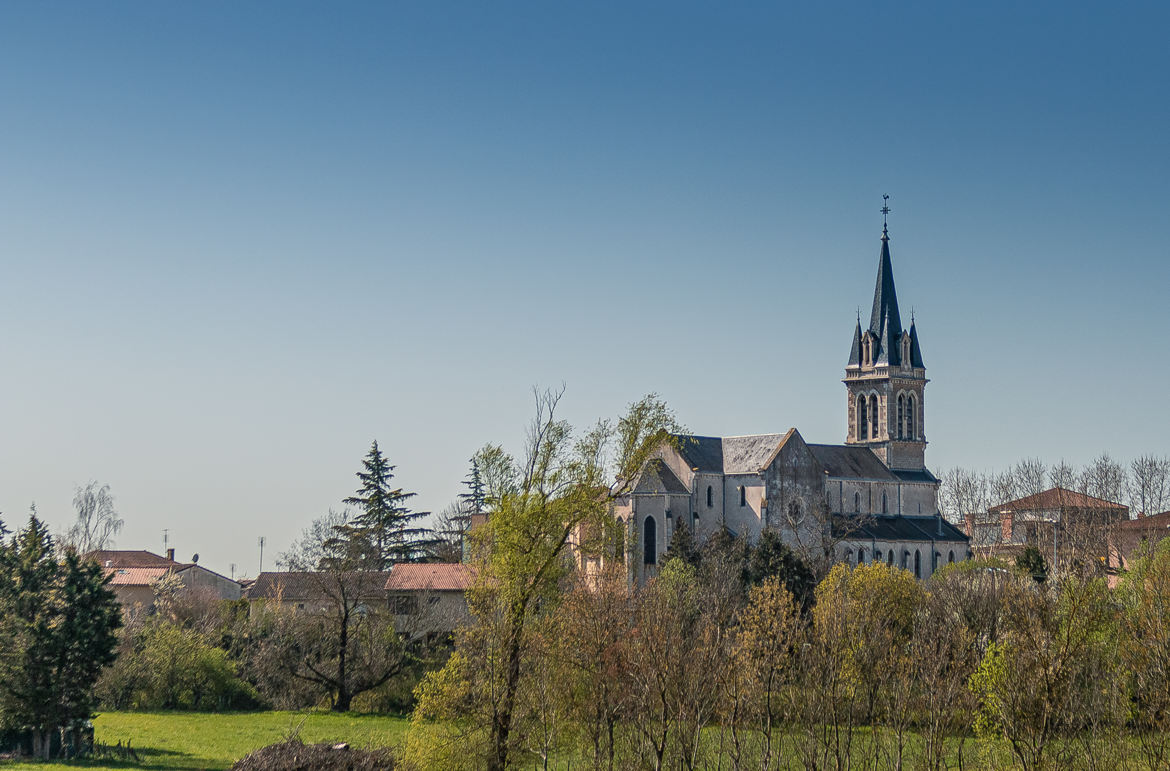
[1129,454,1170,517]
[270,509,405,711]
[67,481,123,554]
[1079,452,1127,504]
[1014,458,1049,499]
[938,467,989,525]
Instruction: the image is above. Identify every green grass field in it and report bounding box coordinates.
[0,711,411,771]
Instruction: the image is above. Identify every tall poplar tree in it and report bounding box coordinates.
[341,441,435,568]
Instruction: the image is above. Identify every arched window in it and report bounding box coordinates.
[857,396,868,440]
[881,491,888,514]
[869,394,879,439]
[875,549,883,562]
[897,393,905,439]
[914,549,921,578]
[907,394,917,440]
[739,486,746,507]
[857,548,865,565]
[706,485,713,508]
[887,550,894,566]
[854,491,861,513]
[901,550,908,569]
[948,550,955,564]
[845,549,853,565]
[643,516,657,565]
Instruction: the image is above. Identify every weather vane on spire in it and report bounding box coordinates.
[881,194,891,234]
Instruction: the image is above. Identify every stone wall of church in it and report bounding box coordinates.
[721,474,765,541]
[761,438,826,557]
[825,478,940,517]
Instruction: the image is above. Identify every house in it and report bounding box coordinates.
[244,571,392,614]
[610,216,969,582]
[965,488,1129,570]
[90,548,241,610]
[244,564,472,635]
[385,562,473,635]
[1109,510,1170,572]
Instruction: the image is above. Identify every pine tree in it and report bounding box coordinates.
[0,514,120,759]
[663,520,701,568]
[341,441,435,568]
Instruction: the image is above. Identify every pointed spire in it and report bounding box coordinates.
[868,219,903,366]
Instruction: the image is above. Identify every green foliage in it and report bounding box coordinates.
[0,515,122,758]
[745,528,816,611]
[1016,545,1049,583]
[340,440,435,568]
[663,520,701,568]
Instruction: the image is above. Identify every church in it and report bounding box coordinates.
[613,213,970,580]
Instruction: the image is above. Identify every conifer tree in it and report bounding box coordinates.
[0,514,120,759]
[341,441,435,568]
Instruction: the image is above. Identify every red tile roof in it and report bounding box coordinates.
[989,487,1128,515]
[88,550,178,568]
[106,566,173,586]
[1119,511,1170,530]
[385,563,473,592]
[245,571,392,601]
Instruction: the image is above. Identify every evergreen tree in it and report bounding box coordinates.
[745,529,816,611]
[1016,545,1048,583]
[663,520,701,568]
[341,441,435,568]
[0,514,120,759]
[459,457,486,519]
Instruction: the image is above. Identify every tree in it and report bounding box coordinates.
[0,515,121,759]
[1016,545,1048,583]
[66,481,123,554]
[272,510,406,711]
[662,520,700,568]
[408,389,681,771]
[341,441,435,568]
[1129,454,1170,517]
[744,529,816,612]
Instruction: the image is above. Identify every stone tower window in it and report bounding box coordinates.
[706,485,713,508]
[868,394,879,439]
[643,516,657,565]
[897,393,905,439]
[857,396,868,440]
[907,394,917,440]
[854,491,861,513]
[882,491,888,514]
[739,486,746,507]
[914,549,921,578]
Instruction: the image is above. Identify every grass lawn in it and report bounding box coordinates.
[1,711,411,771]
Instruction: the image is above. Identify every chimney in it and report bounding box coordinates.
[166,548,175,562]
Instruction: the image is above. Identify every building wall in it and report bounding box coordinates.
[179,566,242,600]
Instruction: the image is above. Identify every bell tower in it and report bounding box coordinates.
[844,204,928,472]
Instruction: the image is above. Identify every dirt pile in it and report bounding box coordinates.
[230,739,395,771]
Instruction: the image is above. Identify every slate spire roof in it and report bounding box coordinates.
[869,225,904,366]
[848,223,923,368]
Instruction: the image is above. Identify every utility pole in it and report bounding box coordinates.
[258,536,266,574]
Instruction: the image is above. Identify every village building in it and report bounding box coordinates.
[964,487,1129,570]
[1110,510,1170,572]
[245,563,472,635]
[90,548,241,610]
[385,563,473,636]
[612,217,970,581]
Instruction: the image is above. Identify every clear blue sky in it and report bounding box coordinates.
[1,1,1167,577]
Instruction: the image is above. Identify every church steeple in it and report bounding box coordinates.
[867,223,904,366]
[844,200,929,473]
